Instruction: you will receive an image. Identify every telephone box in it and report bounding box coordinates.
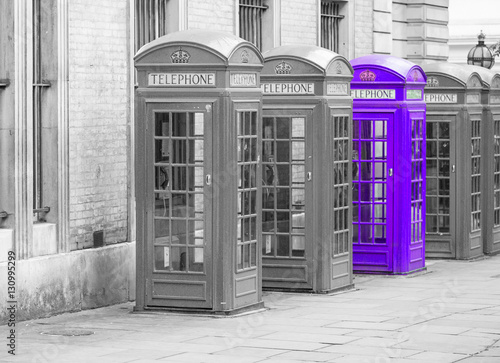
[350,55,427,274]
[134,30,264,313]
[421,62,484,259]
[467,66,500,255]
[260,45,354,292]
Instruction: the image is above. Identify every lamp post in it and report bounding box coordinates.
[467,30,495,69]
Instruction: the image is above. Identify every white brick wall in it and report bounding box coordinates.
[68,0,130,250]
[281,0,318,46]
[354,0,374,57]
[188,0,235,33]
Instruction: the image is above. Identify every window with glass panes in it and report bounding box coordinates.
[239,0,267,50]
[495,119,500,227]
[352,119,388,245]
[426,120,450,234]
[411,119,424,244]
[333,115,350,255]
[262,116,306,258]
[321,1,344,53]
[237,111,258,270]
[471,119,481,232]
[153,112,205,273]
[135,0,168,52]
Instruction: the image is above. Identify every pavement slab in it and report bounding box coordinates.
[1,256,499,362]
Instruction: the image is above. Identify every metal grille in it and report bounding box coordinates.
[411,119,424,244]
[33,0,51,219]
[262,116,306,258]
[333,115,350,255]
[135,0,168,51]
[237,111,258,270]
[321,1,344,53]
[352,119,388,245]
[153,112,205,273]
[495,119,500,226]
[471,119,481,232]
[239,0,267,50]
[426,120,451,234]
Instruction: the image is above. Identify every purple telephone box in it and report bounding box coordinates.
[350,55,427,274]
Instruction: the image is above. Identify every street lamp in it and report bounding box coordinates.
[467,30,495,69]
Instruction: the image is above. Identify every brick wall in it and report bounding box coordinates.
[354,0,374,57]
[68,0,130,250]
[188,0,235,33]
[281,0,318,46]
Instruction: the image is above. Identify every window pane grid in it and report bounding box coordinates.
[238,111,258,271]
[135,0,168,52]
[471,119,481,232]
[239,0,266,50]
[426,120,450,234]
[352,119,388,246]
[262,116,306,258]
[333,116,350,256]
[153,112,205,273]
[494,120,500,226]
[321,1,343,52]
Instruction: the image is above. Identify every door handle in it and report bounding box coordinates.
[389,168,393,177]
[307,172,312,181]
[452,165,455,173]
[206,174,211,185]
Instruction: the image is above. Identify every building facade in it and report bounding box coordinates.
[0,0,449,322]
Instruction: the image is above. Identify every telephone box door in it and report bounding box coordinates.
[352,112,394,273]
[146,102,213,309]
[425,114,457,258]
[261,110,314,289]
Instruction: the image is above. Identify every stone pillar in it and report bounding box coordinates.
[406,0,449,62]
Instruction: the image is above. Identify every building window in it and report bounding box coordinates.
[321,1,344,53]
[135,0,168,51]
[239,0,268,51]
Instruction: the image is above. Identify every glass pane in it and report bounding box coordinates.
[291,142,305,161]
[277,189,290,209]
[438,141,450,158]
[276,141,290,162]
[292,117,305,138]
[155,139,170,163]
[277,165,290,186]
[427,159,437,176]
[438,122,449,139]
[438,160,449,176]
[427,141,437,158]
[359,224,372,243]
[292,165,305,183]
[189,247,204,272]
[292,188,305,209]
[292,236,305,256]
[263,234,275,255]
[427,122,437,139]
[154,246,170,271]
[276,117,290,139]
[426,215,438,233]
[263,117,274,139]
[276,212,290,232]
[427,178,437,196]
[277,235,290,256]
[172,113,187,137]
[374,120,385,139]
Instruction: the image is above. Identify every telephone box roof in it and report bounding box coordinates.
[262,45,353,75]
[350,54,425,83]
[421,62,483,88]
[135,29,262,63]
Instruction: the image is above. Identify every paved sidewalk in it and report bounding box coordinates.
[3,256,500,363]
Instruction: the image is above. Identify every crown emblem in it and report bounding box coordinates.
[427,77,439,87]
[241,50,249,63]
[412,71,420,82]
[275,61,292,74]
[335,61,342,74]
[360,69,376,81]
[171,49,190,63]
